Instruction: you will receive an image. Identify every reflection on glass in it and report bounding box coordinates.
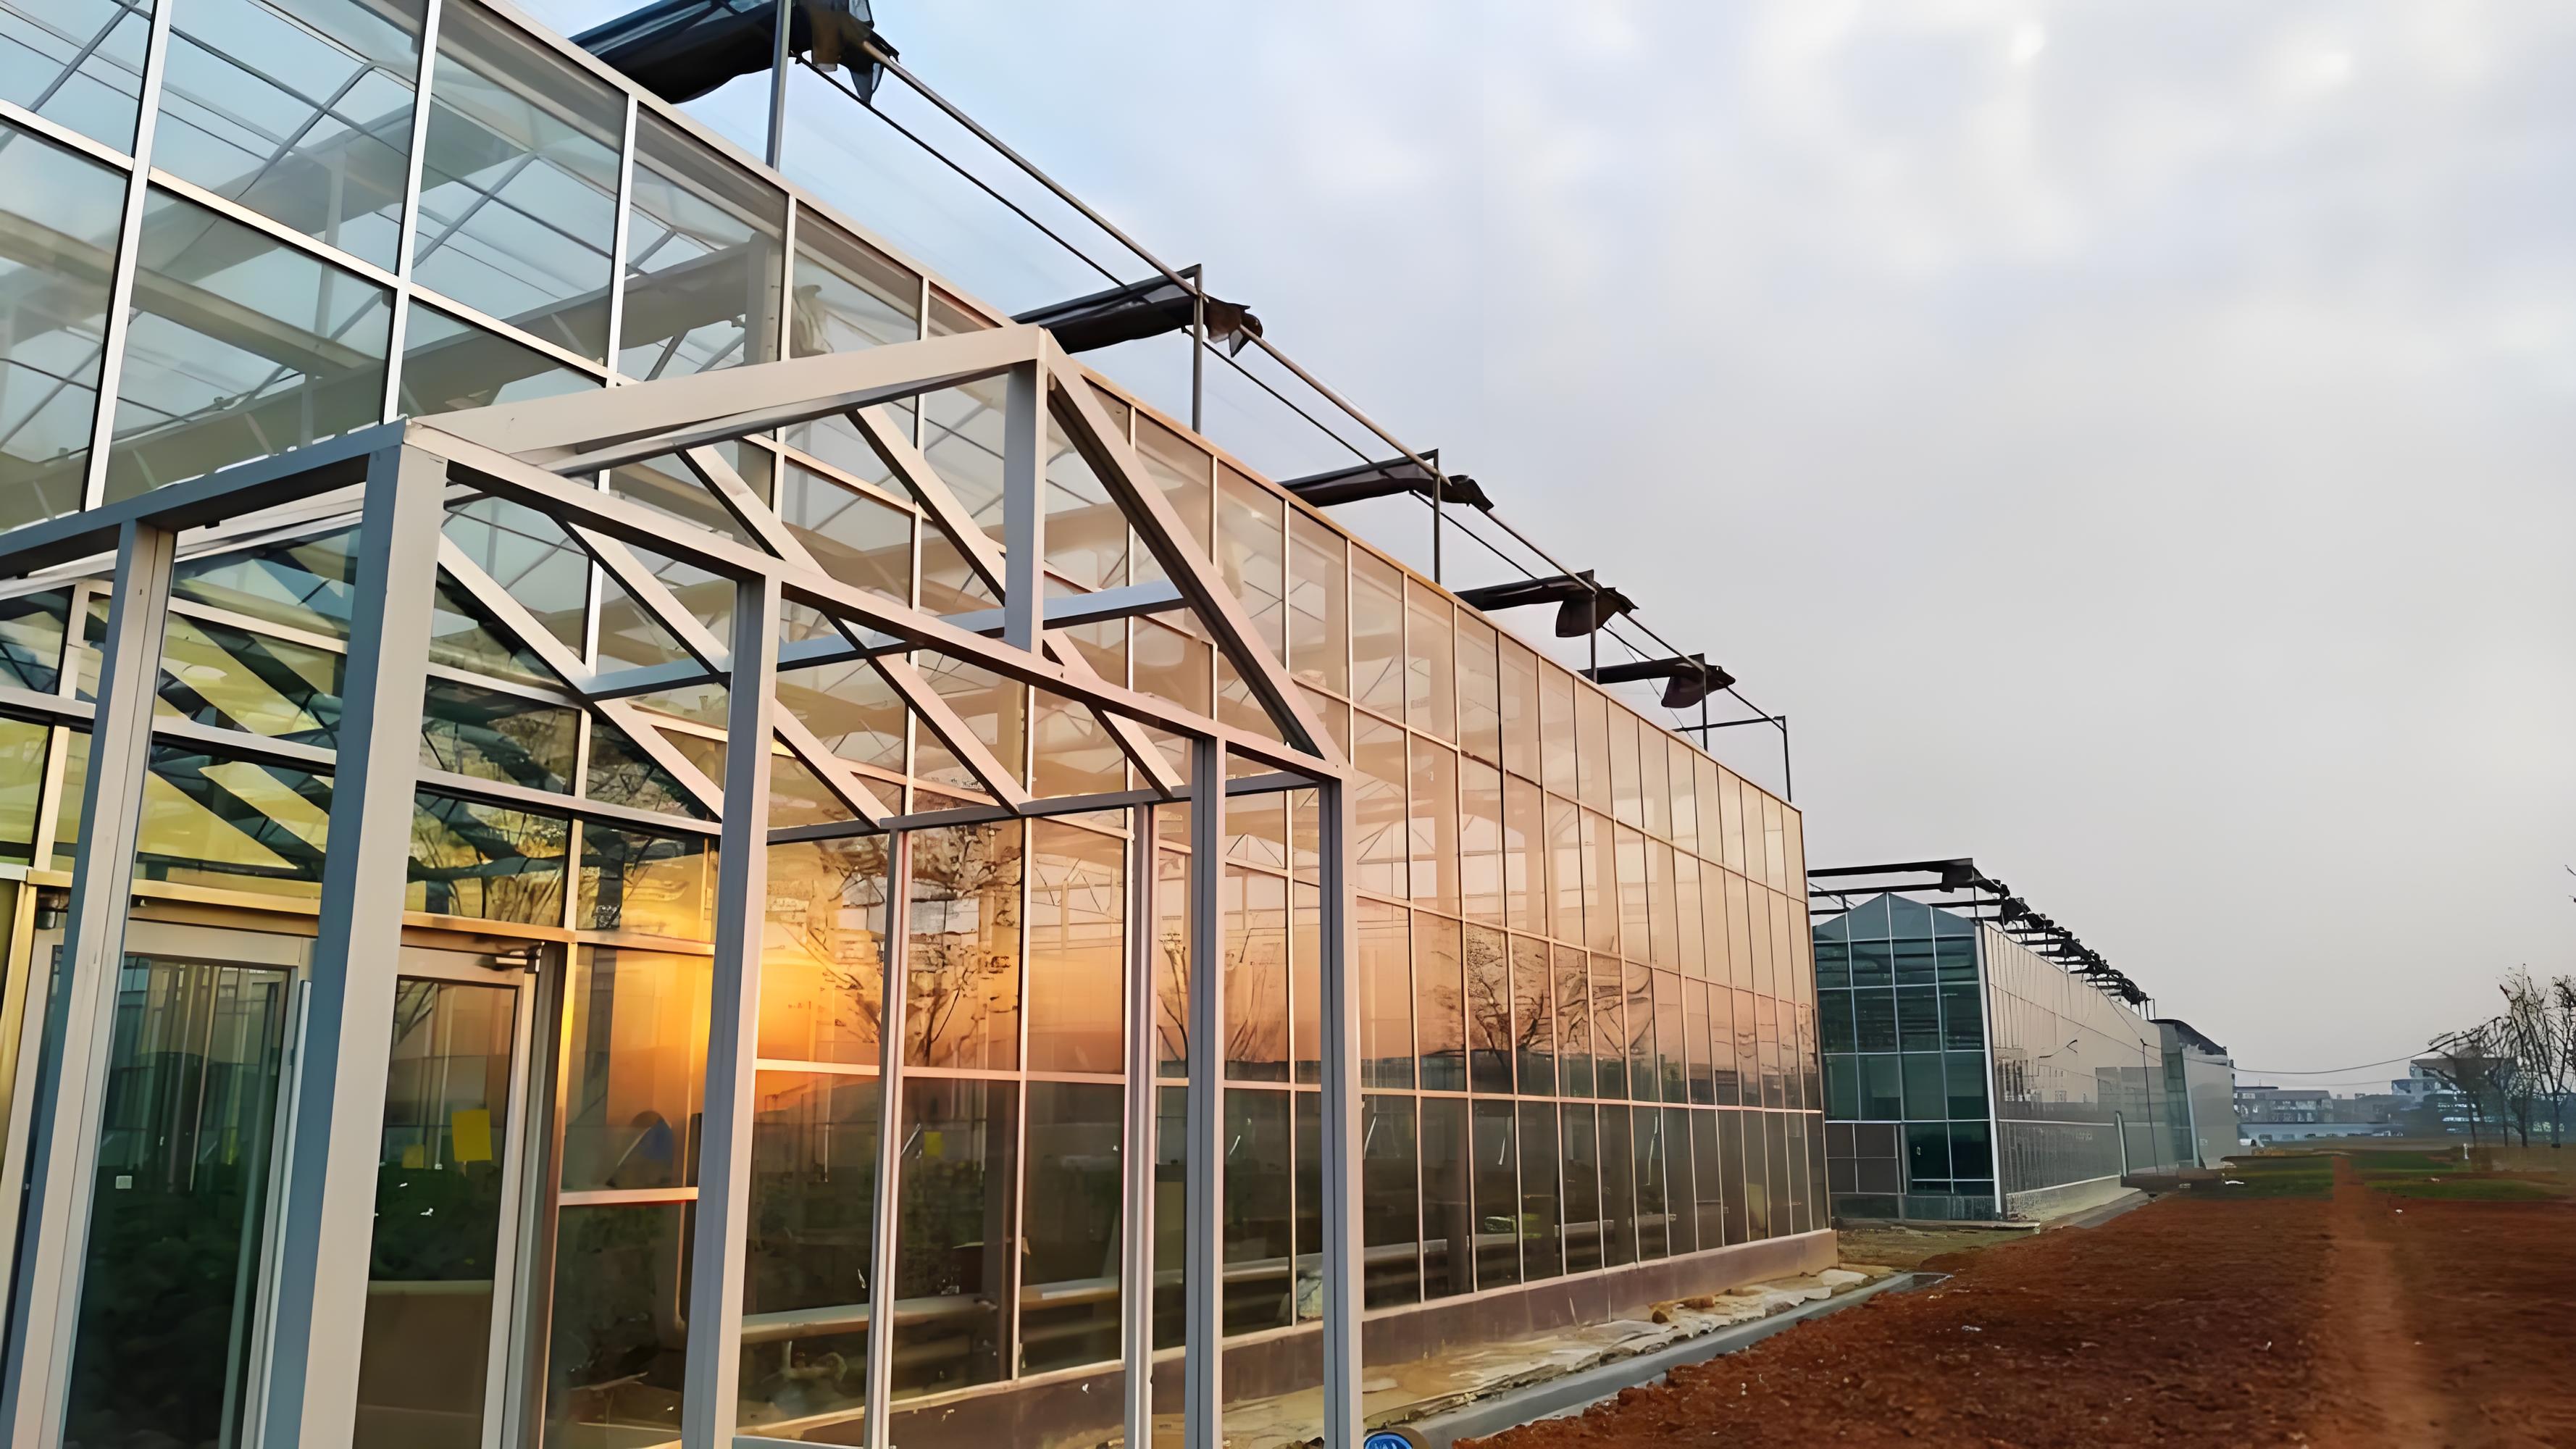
[401,304,597,415]
[356,977,515,1449]
[1026,820,1122,1072]
[892,1076,1017,1398]
[1360,1094,1418,1308]
[1470,1100,1519,1288]
[407,791,566,923]
[0,0,154,150]
[414,1,622,358]
[106,188,391,501]
[622,112,783,381]
[543,1201,693,1443]
[740,1072,879,1429]
[1560,1103,1600,1273]
[1020,1082,1123,1372]
[153,0,425,270]
[1224,1086,1293,1333]
[906,821,1021,1071]
[0,122,124,529]
[760,837,884,1064]
[561,947,709,1191]
[66,953,291,1448]
[1418,1095,1470,1300]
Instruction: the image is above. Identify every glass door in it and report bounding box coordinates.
[351,949,535,1449]
[63,952,294,1448]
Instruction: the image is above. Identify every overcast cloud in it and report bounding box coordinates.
[524,0,2576,1082]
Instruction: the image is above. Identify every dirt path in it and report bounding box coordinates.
[2325,1155,2460,1445]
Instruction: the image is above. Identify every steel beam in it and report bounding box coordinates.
[1000,359,1045,651]
[254,443,449,1447]
[1316,777,1363,1448]
[1118,801,1161,1448]
[1182,737,1224,1448]
[860,828,913,1449]
[679,571,783,1449]
[0,519,176,1448]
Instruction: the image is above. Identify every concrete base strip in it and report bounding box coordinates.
[1394,1271,1944,1449]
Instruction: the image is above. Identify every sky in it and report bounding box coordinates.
[520,0,2576,1085]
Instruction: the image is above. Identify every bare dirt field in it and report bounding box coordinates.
[1465,1151,2576,1448]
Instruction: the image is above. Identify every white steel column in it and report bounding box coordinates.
[1000,361,1045,651]
[255,443,450,1447]
[1119,803,1158,1449]
[679,571,782,1449]
[1316,778,1363,1448]
[0,519,176,1448]
[1181,739,1224,1448]
[859,828,913,1449]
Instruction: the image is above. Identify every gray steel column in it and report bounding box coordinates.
[859,828,912,1449]
[0,519,176,1448]
[1119,803,1158,1449]
[1181,738,1224,1448]
[1316,778,1363,1448]
[256,443,450,1446]
[679,570,782,1449]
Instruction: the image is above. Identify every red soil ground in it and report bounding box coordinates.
[1466,1158,2576,1448]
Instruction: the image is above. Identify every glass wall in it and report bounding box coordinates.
[0,2,1823,1443]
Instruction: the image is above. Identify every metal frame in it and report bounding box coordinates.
[0,324,1360,1449]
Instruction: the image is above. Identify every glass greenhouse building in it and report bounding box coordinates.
[0,4,1828,1447]
[1812,870,2201,1222]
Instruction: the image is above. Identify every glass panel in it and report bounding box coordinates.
[154,0,425,270]
[1690,1108,1726,1248]
[543,1201,692,1441]
[1418,1095,1470,1300]
[1352,712,1406,898]
[1597,1103,1635,1267]
[1511,934,1553,1095]
[1132,415,1210,559]
[1413,912,1462,1091]
[0,0,154,149]
[892,1077,1017,1398]
[1633,1104,1670,1259]
[906,821,1022,1071]
[1589,954,1624,1097]
[1404,581,1453,738]
[759,836,884,1064]
[1223,864,1289,1081]
[1459,758,1502,925]
[1545,793,1583,946]
[1463,922,1511,1094]
[1502,774,1544,935]
[782,210,919,472]
[1361,1095,1418,1308]
[1348,549,1403,719]
[407,791,566,923]
[105,187,390,500]
[1471,1100,1519,1288]
[1026,819,1123,1073]
[621,112,784,380]
[1223,1087,1294,1333]
[1407,737,1458,914]
[740,1072,877,1426]
[561,947,709,1191]
[0,122,124,529]
[1021,1082,1123,1371]
[1560,1103,1600,1272]
[357,977,514,1449]
[401,304,595,414]
[1455,613,1499,765]
[1216,467,1286,656]
[1554,943,1592,1098]
[1358,897,1411,1090]
[415,2,622,356]
[1287,509,1347,694]
[66,950,293,1447]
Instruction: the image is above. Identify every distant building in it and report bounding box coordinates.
[2235,1085,2330,1124]
[2393,1058,2519,1133]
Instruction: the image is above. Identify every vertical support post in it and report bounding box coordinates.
[255,444,449,1447]
[1181,738,1224,1449]
[1776,714,1793,803]
[1187,265,1205,434]
[766,0,793,168]
[1428,448,1443,587]
[679,571,782,1449]
[1000,360,1045,652]
[860,829,912,1449]
[0,519,175,1447]
[1119,804,1158,1449]
[1316,778,1363,1448]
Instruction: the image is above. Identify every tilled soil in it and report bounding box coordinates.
[1465,1171,2576,1448]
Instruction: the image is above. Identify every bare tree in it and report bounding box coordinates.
[2422,1019,2513,1152]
